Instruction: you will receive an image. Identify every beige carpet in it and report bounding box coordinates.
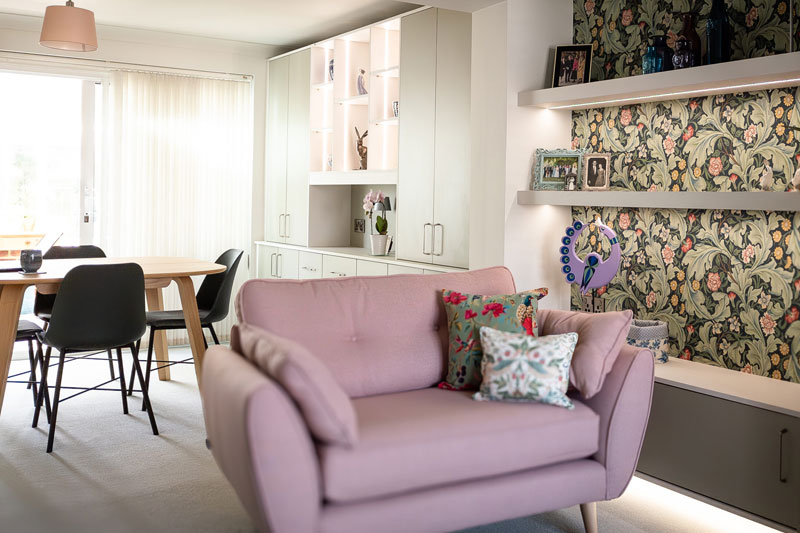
[0,347,779,533]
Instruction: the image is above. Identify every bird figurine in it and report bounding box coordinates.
[559,217,621,295]
[792,166,800,192]
[759,162,774,191]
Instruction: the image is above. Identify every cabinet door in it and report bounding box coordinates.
[322,255,357,278]
[356,259,388,277]
[432,9,471,269]
[638,384,800,528]
[387,263,424,275]
[397,9,437,264]
[298,251,322,279]
[286,49,311,246]
[276,249,299,280]
[266,56,289,243]
[256,244,279,279]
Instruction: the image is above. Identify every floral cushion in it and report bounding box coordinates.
[474,327,578,409]
[440,288,547,390]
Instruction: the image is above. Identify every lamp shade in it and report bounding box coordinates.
[40,2,97,52]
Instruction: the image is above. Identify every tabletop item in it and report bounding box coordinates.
[678,12,702,67]
[19,249,43,273]
[653,35,673,72]
[672,38,694,69]
[706,0,731,64]
[642,46,662,74]
[559,218,621,295]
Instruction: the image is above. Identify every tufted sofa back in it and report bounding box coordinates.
[235,266,517,398]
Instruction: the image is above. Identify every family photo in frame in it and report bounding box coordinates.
[533,149,583,190]
[551,45,592,88]
[583,153,611,190]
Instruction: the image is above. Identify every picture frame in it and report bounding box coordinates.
[582,153,611,191]
[533,149,583,191]
[551,45,592,88]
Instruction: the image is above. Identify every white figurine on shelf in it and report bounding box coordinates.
[357,68,368,95]
[792,166,800,192]
[759,161,774,191]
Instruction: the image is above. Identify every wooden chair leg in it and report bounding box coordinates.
[580,502,598,533]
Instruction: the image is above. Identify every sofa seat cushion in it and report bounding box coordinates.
[319,387,599,503]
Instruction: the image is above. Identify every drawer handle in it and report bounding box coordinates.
[301,266,317,272]
[779,428,788,483]
[330,272,347,277]
[270,253,277,277]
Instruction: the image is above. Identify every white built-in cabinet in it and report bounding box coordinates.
[266,50,311,246]
[256,244,299,280]
[397,9,471,268]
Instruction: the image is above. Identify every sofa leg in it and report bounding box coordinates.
[580,502,598,533]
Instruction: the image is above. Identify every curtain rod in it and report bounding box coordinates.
[0,49,253,81]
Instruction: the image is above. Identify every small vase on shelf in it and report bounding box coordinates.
[672,38,694,69]
[706,0,731,64]
[678,12,702,67]
[643,45,662,74]
[653,35,673,72]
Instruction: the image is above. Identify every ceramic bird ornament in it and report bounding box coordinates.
[559,218,621,295]
[759,162,774,191]
[792,166,800,192]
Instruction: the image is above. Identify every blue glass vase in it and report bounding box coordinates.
[706,0,731,64]
[642,45,662,74]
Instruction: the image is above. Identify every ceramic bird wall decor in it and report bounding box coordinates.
[559,218,621,295]
[792,166,800,192]
[759,161,774,191]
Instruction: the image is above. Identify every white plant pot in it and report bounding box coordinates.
[369,234,388,256]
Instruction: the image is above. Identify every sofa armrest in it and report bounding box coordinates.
[583,344,654,499]
[201,345,322,533]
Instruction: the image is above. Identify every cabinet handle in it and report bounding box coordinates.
[285,214,291,238]
[301,266,317,272]
[270,253,277,277]
[329,272,347,277]
[278,214,285,238]
[433,223,443,256]
[422,223,433,255]
[779,428,788,483]
[277,253,283,278]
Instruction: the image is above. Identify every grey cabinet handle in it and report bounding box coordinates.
[277,253,283,278]
[278,214,285,238]
[270,253,277,277]
[423,223,433,255]
[285,214,291,238]
[433,223,443,256]
[779,428,788,483]
[301,266,317,272]
[329,272,347,277]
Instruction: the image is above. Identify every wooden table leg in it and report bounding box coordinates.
[0,284,28,416]
[174,276,205,387]
[145,287,171,381]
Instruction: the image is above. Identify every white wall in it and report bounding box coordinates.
[0,12,285,273]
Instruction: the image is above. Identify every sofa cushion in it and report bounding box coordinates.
[318,387,599,503]
[440,289,544,390]
[474,328,578,409]
[236,266,517,398]
[537,309,633,399]
[232,323,358,446]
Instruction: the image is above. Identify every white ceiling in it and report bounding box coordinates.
[0,0,426,47]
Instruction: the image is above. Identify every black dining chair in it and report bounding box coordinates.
[128,249,243,404]
[11,320,51,419]
[35,245,117,380]
[32,263,158,453]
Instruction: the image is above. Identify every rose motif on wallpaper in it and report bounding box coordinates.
[571,209,800,383]
[573,0,794,82]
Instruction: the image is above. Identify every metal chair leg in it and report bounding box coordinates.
[107,349,116,380]
[130,343,158,435]
[27,339,35,390]
[46,349,67,453]
[116,347,128,415]
[127,338,142,396]
[207,324,220,345]
[32,346,52,428]
[36,342,52,423]
[141,327,156,411]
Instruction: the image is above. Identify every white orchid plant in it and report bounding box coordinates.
[363,189,388,235]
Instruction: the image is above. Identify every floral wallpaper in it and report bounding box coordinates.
[569,87,800,382]
[574,0,795,82]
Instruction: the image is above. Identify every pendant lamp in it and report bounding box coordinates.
[40,1,98,52]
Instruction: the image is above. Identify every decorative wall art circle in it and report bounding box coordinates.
[559,217,621,295]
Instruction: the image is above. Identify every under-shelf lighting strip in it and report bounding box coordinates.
[546,77,800,110]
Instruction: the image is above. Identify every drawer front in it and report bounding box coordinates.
[298,252,322,279]
[638,383,800,528]
[387,264,424,275]
[356,260,388,277]
[322,255,357,278]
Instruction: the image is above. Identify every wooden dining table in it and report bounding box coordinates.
[0,256,226,416]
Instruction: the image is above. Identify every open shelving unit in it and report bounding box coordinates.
[517,190,800,211]
[518,52,800,110]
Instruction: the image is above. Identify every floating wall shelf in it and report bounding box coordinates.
[371,66,400,77]
[517,190,800,211]
[310,169,397,186]
[518,52,800,110]
[374,118,399,126]
[336,94,369,105]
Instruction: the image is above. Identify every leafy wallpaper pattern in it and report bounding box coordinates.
[570,86,800,382]
[573,0,796,82]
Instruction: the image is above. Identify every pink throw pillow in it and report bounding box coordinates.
[538,309,633,399]
[232,323,358,446]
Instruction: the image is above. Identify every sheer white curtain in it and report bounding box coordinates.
[98,70,253,343]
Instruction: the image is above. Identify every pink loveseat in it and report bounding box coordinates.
[200,266,654,533]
